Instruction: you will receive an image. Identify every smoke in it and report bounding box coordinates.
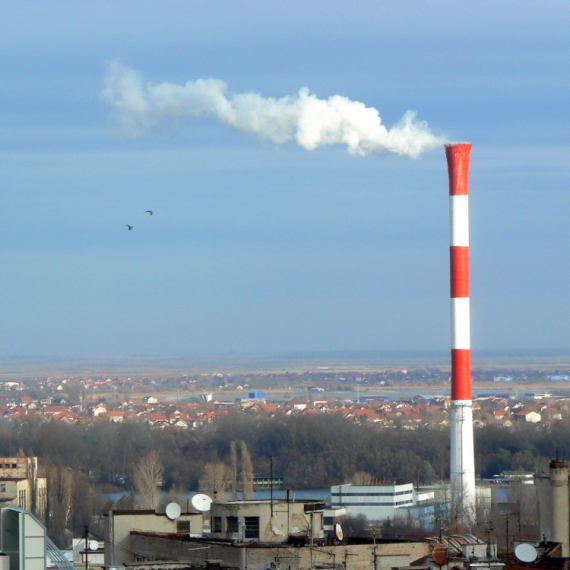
[102,61,447,158]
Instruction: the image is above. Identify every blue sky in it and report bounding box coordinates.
[2,1,570,355]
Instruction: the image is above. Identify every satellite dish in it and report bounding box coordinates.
[432,545,451,566]
[334,523,343,541]
[515,544,538,563]
[192,493,213,512]
[88,540,98,551]
[165,502,181,520]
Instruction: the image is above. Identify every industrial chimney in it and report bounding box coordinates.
[536,459,569,557]
[446,144,476,524]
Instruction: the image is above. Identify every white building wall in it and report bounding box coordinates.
[330,484,415,521]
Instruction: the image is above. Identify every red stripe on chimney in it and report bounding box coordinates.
[451,349,472,400]
[446,144,472,196]
[450,246,470,298]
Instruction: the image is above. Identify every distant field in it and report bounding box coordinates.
[1,350,570,379]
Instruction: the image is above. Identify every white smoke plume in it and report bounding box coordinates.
[102,61,447,158]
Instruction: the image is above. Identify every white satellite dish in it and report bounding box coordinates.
[88,540,98,551]
[165,502,182,520]
[334,523,344,541]
[515,544,538,563]
[192,493,213,512]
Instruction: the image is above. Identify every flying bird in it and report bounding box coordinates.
[126,224,133,230]
[145,210,153,215]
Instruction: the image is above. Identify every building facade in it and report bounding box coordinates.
[104,509,204,566]
[330,483,433,522]
[209,499,325,543]
[0,457,47,522]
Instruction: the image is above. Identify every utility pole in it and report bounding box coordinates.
[270,455,274,517]
[486,522,494,560]
[506,513,510,560]
[501,513,511,561]
[84,525,89,570]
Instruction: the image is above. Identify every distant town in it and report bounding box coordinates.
[2,363,570,570]
[0,366,569,429]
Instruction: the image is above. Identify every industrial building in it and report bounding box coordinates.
[0,457,47,522]
[330,483,434,523]
[105,508,204,566]
[208,499,325,543]
[103,499,430,570]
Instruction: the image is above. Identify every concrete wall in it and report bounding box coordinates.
[104,511,203,566]
[0,457,35,480]
[129,534,430,570]
[0,477,47,520]
[210,501,324,543]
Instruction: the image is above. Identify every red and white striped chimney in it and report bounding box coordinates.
[446,143,476,523]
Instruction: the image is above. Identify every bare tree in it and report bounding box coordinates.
[435,484,475,534]
[230,441,238,500]
[475,483,540,549]
[241,441,254,500]
[350,471,373,486]
[46,465,74,547]
[26,457,39,517]
[160,484,188,512]
[133,451,163,510]
[199,462,232,501]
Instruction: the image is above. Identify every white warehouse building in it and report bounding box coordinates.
[330,483,434,522]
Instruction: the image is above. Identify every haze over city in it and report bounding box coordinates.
[2,1,570,356]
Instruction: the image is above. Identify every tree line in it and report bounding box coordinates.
[0,414,566,544]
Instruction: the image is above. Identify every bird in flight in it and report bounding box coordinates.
[145,210,153,216]
[126,224,133,231]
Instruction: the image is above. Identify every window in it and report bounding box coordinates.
[11,464,16,469]
[0,484,6,493]
[18,490,26,509]
[244,516,259,539]
[38,488,47,520]
[227,516,238,533]
[177,520,190,533]
[332,491,412,497]
[213,516,222,533]
[324,517,333,525]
